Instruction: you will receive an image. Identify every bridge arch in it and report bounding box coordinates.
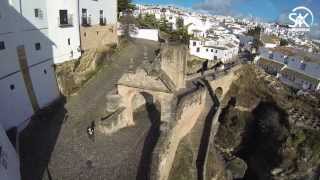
[117,85,168,127]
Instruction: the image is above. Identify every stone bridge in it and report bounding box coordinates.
[98,43,239,180]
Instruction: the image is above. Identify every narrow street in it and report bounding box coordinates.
[19,39,161,180]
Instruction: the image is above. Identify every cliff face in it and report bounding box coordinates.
[213,65,320,180]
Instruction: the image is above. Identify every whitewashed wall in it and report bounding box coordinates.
[79,0,117,25]
[131,29,159,41]
[29,61,60,108]
[47,0,81,64]
[0,0,60,130]
[189,40,238,63]
[0,124,21,180]
[0,73,34,130]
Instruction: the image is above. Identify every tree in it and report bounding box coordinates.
[118,0,135,13]
[159,17,170,32]
[119,14,137,41]
[176,17,184,30]
[280,39,289,46]
[247,26,263,49]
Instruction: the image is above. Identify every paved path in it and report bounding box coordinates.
[19,39,160,180]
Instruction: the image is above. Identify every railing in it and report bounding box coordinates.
[58,14,73,27]
[100,17,107,26]
[81,17,91,26]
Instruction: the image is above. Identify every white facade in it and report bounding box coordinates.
[47,0,81,64]
[0,0,60,130]
[79,0,117,26]
[190,40,239,63]
[0,124,21,180]
[131,29,159,41]
[257,47,320,91]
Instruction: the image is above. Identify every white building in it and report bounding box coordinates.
[79,0,118,51]
[0,124,21,180]
[0,0,60,130]
[47,0,82,64]
[256,47,320,91]
[189,34,239,63]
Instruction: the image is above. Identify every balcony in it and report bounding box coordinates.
[100,17,107,26]
[82,17,91,27]
[58,14,73,27]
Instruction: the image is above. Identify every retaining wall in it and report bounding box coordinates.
[150,86,207,180]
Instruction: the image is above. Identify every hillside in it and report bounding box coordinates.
[213,65,320,179]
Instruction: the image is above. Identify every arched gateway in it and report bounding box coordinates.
[117,68,176,126]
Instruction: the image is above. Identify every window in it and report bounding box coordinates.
[215,50,218,53]
[99,10,106,25]
[214,56,217,60]
[211,49,213,52]
[35,43,41,50]
[34,9,43,18]
[82,9,88,26]
[10,84,15,90]
[68,38,70,45]
[0,41,5,50]
[193,41,196,46]
[269,53,274,59]
[34,9,39,17]
[196,47,200,52]
[300,63,306,70]
[59,10,69,25]
[43,69,47,74]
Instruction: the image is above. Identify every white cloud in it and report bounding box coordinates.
[192,0,242,15]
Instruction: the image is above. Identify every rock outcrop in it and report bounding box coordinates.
[55,44,116,96]
[212,65,320,180]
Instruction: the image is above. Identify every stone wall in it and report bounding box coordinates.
[80,24,118,51]
[160,44,188,90]
[55,46,115,96]
[150,86,207,180]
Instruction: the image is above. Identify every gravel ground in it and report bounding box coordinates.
[19,39,161,180]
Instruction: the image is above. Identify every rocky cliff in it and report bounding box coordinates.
[213,65,320,180]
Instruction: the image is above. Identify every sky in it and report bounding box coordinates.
[133,0,320,22]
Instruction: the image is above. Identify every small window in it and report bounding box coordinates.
[0,41,5,50]
[215,50,218,53]
[196,47,200,52]
[84,32,86,37]
[68,38,70,45]
[211,49,213,52]
[10,84,15,90]
[43,69,47,74]
[193,41,196,46]
[300,63,306,70]
[269,53,274,59]
[206,49,208,52]
[34,9,39,17]
[35,43,41,50]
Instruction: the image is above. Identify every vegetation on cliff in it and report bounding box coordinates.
[214,65,320,179]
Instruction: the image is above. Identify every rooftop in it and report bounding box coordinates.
[261,34,280,44]
[269,47,320,64]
